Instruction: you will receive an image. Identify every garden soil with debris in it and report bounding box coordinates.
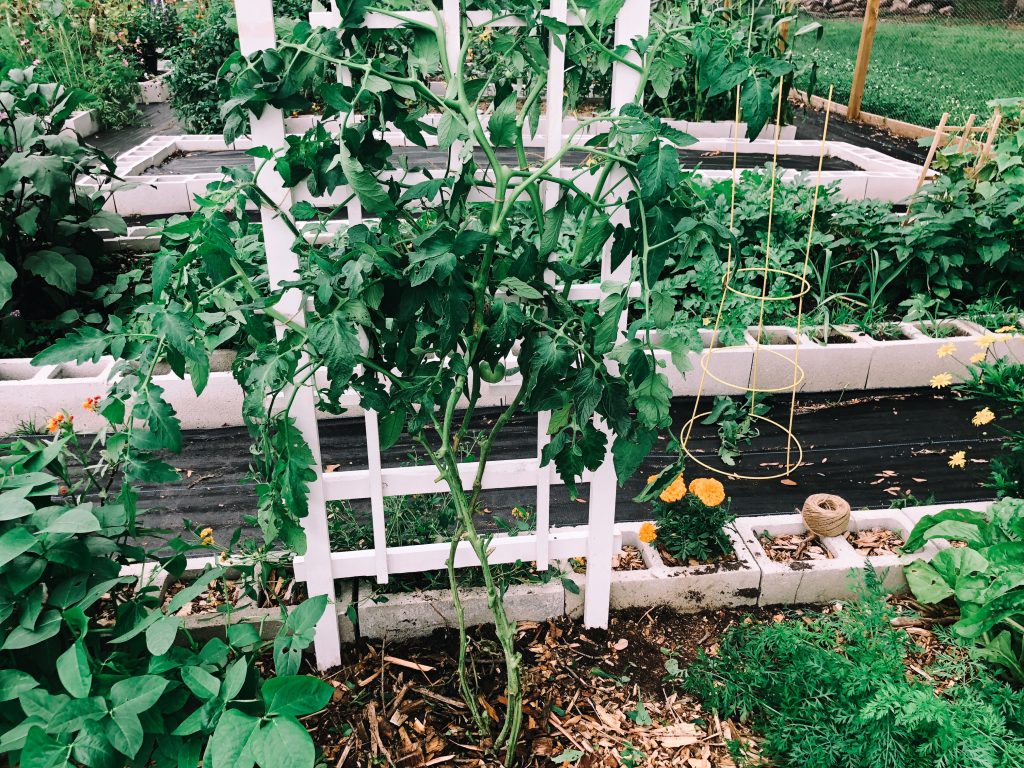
[306,607,766,767]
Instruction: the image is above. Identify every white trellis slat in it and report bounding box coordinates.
[581,0,650,629]
[234,0,342,669]
[236,0,654,669]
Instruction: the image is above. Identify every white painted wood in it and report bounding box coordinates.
[362,411,390,585]
[294,524,610,580]
[234,0,341,669]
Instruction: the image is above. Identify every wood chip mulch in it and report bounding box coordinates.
[758,532,834,563]
[163,568,305,616]
[613,545,647,571]
[306,607,765,767]
[844,527,906,557]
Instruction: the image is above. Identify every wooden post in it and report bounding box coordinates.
[847,0,881,121]
[915,111,949,193]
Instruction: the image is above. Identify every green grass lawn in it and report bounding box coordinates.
[792,17,1024,127]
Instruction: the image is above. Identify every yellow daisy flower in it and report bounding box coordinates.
[996,325,1018,334]
[970,352,986,364]
[976,334,997,349]
[936,343,956,359]
[972,407,995,426]
[638,522,657,544]
[929,372,953,389]
[948,450,967,469]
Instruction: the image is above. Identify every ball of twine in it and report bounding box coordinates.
[801,493,851,537]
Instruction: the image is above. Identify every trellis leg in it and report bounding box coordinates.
[534,0,568,572]
[235,0,342,669]
[583,0,650,630]
[915,111,948,193]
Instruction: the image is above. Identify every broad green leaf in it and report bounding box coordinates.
[308,315,362,388]
[636,143,679,201]
[181,666,221,701]
[261,676,333,717]
[2,609,61,650]
[206,709,259,768]
[56,641,91,699]
[0,670,38,702]
[340,144,393,214]
[0,526,36,568]
[0,257,15,309]
[110,675,169,715]
[31,327,109,366]
[41,505,101,535]
[24,250,77,294]
[740,77,774,140]
[904,559,955,604]
[253,716,315,768]
[105,710,143,758]
[20,726,70,768]
[488,93,519,147]
[0,490,35,521]
[145,615,181,656]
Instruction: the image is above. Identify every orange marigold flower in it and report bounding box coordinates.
[638,522,657,544]
[689,477,726,507]
[647,474,658,485]
[658,475,686,503]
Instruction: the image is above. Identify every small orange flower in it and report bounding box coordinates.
[83,395,101,412]
[659,475,686,504]
[689,477,726,507]
[647,474,658,485]
[46,417,60,433]
[638,522,657,544]
[58,486,69,496]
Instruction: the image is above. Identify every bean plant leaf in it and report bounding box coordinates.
[56,641,92,699]
[261,675,333,717]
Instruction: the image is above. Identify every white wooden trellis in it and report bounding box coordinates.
[235,0,651,670]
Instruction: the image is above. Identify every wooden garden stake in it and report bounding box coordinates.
[915,111,949,193]
[847,0,881,121]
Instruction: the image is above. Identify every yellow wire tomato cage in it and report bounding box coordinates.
[677,85,836,482]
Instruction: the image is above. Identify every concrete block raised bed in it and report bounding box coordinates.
[616,524,760,611]
[139,75,170,105]
[865,320,981,389]
[844,508,936,592]
[735,514,862,606]
[356,575,568,642]
[658,328,756,396]
[959,320,1024,362]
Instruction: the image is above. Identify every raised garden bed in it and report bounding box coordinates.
[3,320,1003,434]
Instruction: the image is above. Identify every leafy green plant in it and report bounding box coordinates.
[0,413,333,767]
[957,356,1024,497]
[166,0,240,133]
[903,498,1024,683]
[1,0,142,128]
[675,575,1024,768]
[0,68,127,345]
[647,475,735,563]
[37,0,697,759]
